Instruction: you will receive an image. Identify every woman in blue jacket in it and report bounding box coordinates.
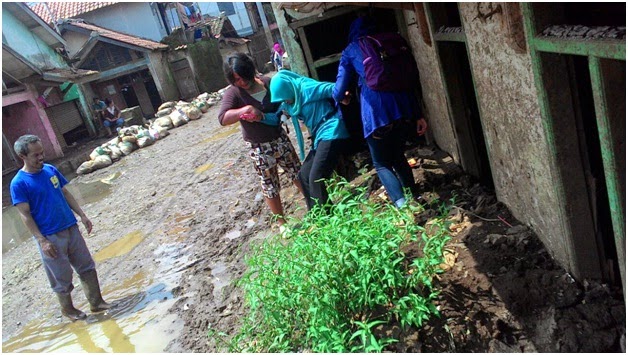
[333,16,428,208]
[270,70,349,210]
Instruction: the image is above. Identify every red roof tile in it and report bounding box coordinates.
[67,21,168,51]
[30,2,117,24]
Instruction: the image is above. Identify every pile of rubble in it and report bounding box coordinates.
[76,90,224,175]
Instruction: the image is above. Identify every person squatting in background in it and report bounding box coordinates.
[218,53,305,227]
[270,70,349,211]
[10,134,111,321]
[333,16,428,208]
[102,98,125,137]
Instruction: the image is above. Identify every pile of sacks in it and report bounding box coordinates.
[151,91,223,130]
[76,90,224,175]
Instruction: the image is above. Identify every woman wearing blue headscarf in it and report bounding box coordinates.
[333,16,428,208]
[270,70,349,210]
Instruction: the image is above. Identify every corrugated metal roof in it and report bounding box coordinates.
[29,2,117,24]
[64,21,168,51]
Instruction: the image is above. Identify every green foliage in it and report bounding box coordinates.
[210,177,451,352]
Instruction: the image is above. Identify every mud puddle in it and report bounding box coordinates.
[1,206,31,253]
[1,235,192,352]
[198,124,240,145]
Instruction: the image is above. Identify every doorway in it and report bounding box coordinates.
[429,3,494,187]
[120,85,140,109]
[526,2,625,285]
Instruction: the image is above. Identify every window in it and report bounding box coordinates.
[218,2,235,16]
[81,43,134,72]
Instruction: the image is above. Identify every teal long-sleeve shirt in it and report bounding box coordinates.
[262,82,349,160]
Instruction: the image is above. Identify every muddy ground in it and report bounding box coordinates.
[2,102,625,352]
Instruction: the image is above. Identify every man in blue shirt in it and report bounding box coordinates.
[10,135,111,321]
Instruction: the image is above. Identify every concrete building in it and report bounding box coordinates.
[30,2,169,42]
[2,2,98,173]
[272,3,625,290]
[59,19,177,118]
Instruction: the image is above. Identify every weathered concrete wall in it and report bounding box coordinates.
[457,4,572,273]
[147,51,179,102]
[2,88,64,160]
[271,4,309,76]
[63,31,88,58]
[186,39,227,93]
[403,10,459,163]
[2,10,66,70]
[82,3,167,42]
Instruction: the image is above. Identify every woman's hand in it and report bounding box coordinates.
[340,91,352,105]
[240,105,263,122]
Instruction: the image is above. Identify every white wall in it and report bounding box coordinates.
[198,2,253,36]
[82,3,167,41]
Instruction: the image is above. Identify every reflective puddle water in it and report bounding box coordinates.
[2,241,189,352]
[100,172,122,185]
[65,180,113,207]
[210,262,231,300]
[2,179,112,254]
[93,230,145,262]
[2,206,32,253]
[198,124,240,144]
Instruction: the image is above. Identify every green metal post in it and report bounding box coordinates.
[588,56,626,291]
[520,3,575,269]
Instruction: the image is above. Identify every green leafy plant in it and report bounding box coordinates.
[209,176,451,352]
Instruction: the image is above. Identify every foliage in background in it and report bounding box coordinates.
[209,177,452,352]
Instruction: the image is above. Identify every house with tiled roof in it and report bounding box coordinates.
[29,2,170,42]
[58,19,179,118]
[3,2,100,173]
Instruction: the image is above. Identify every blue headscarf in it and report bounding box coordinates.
[269,70,318,160]
[348,16,377,43]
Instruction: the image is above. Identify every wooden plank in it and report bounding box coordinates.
[288,5,358,30]
[533,37,625,60]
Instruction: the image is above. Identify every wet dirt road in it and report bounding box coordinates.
[4,100,624,352]
[2,103,296,352]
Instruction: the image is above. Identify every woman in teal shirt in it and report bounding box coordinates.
[269,70,349,210]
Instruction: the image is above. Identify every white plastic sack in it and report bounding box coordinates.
[154,116,174,130]
[118,141,137,155]
[170,110,188,127]
[92,155,112,169]
[76,160,96,175]
[155,107,173,117]
[184,106,202,120]
[158,101,176,111]
[108,145,123,161]
[89,146,111,161]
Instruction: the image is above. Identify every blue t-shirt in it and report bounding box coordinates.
[10,164,77,235]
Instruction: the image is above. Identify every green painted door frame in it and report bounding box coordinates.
[521,3,625,291]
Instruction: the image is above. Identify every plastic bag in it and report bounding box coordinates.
[155,107,173,117]
[89,146,111,161]
[158,101,176,111]
[185,106,202,120]
[154,116,174,130]
[76,160,96,175]
[170,110,188,127]
[92,155,112,169]
[108,145,123,161]
[118,141,137,155]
